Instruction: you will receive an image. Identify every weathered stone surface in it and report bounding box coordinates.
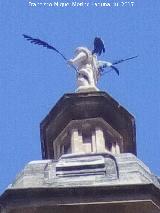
[1,201,159,213]
[55,153,118,179]
[0,153,160,212]
[7,153,159,189]
[1,184,160,213]
[40,92,136,159]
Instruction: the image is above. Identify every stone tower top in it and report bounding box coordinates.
[40,91,136,160]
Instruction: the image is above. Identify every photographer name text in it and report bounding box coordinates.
[28,1,135,8]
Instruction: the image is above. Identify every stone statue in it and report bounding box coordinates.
[68,38,115,92]
[22,35,138,92]
[68,47,99,92]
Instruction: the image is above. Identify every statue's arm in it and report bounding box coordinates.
[98,60,112,68]
[68,51,87,66]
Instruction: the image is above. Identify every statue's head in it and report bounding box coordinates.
[75,47,91,55]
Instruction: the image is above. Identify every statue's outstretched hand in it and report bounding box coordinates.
[67,60,78,72]
[105,62,112,67]
[98,60,112,69]
[67,59,74,65]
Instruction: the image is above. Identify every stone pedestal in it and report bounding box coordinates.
[1,91,159,212]
[40,91,136,159]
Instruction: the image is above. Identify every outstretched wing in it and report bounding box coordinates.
[22,34,67,61]
[113,55,138,65]
[98,65,119,76]
[98,61,119,76]
[92,37,105,56]
[98,55,138,77]
[110,65,119,75]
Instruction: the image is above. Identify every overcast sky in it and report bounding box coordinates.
[0,0,160,193]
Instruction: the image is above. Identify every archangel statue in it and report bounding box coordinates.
[68,38,114,92]
[23,34,137,92]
